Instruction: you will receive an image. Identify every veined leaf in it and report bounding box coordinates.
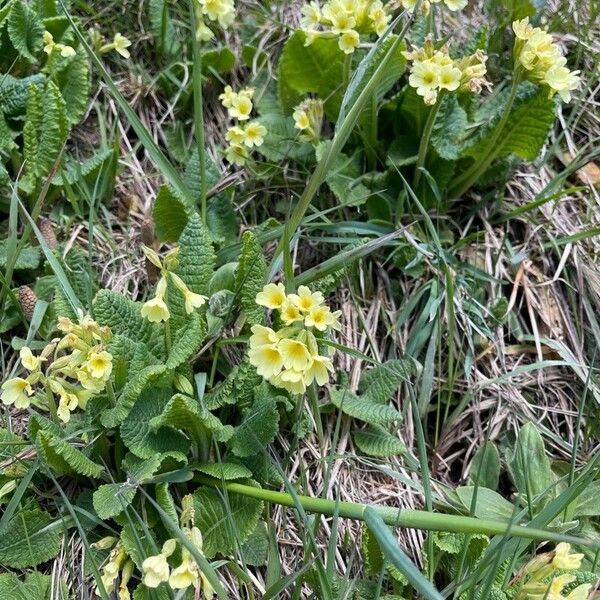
[193,481,264,558]
[431,95,469,161]
[353,425,407,458]
[197,462,253,480]
[0,74,45,118]
[455,486,517,521]
[358,359,414,405]
[330,388,402,425]
[93,483,136,520]
[50,51,90,124]
[235,231,267,328]
[152,185,190,243]
[8,1,44,61]
[35,430,104,478]
[166,311,207,370]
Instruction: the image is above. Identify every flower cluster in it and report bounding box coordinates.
[0,312,112,423]
[293,98,324,144]
[512,543,591,600]
[141,495,214,595]
[42,31,76,57]
[248,284,340,395]
[219,86,267,166]
[141,245,207,323]
[195,0,235,41]
[300,0,391,54]
[512,18,580,103]
[404,38,489,104]
[400,0,467,15]
[93,538,134,599]
[89,29,132,58]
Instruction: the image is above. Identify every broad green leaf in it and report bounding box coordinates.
[469,441,500,491]
[455,486,517,521]
[235,231,267,328]
[166,311,207,370]
[353,425,407,458]
[197,462,253,480]
[49,51,90,124]
[133,584,171,600]
[120,387,190,460]
[8,1,44,61]
[431,95,468,160]
[93,483,136,520]
[0,240,41,270]
[573,481,600,517]
[35,430,104,478]
[230,384,281,457]
[202,46,235,74]
[193,482,264,558]
[0,73,45,118]
[0,509,62,568]
[205,360,262,410]
[240,521,269,567]
[0,571,53,600]
[359,359,414,405]
[508,422,555,502]
[120,523,158,569]
[277,30,344,117]
[148,0,180,56]
[320,144,371,207]
[152,184,190,242]
[330,388,403,425]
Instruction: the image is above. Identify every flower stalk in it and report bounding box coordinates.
[413,90,445,188]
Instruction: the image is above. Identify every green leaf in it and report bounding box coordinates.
[8,1,44,61]
[277,30,344,117]
[148,0,180,56]
[35,430,104,478]
[94,289,165,357]
[197,462,253,480]
[235,231,267,328]
[230,384,280,457]
[330,388,403,425]
[49,51,90,124]
[0,240,41,270]
[573,481,600,517]
[508,422,555,502]
[0,572,53,600]
[359,359,414,405]
[193,482,264,558]
[0,74,45,118]
[120,387,191,460]
[166,311,207,370]
[152,185,190,242]
[0,509,62,568]
[93,483,136,520]
[431,95,468,160]
[120,523,157,569]
[240,521,269,566]
[321,145,371,207]
[202,46,236,74]
[455,486,517,520]
[353,425,407,458]
[469,441,500,490]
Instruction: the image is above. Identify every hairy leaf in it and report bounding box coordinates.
[35,430,104,478]
[197,462,253,480]
[166,311,207,370]
[359,359,414,405]
[8,1,44,61]
[235,231,267,328]
[353,425,407,458]
[330,388,403,425]
[93,483,137,520]
[431,95,469,160]
[50,52,90,124]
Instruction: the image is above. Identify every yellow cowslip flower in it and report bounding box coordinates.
[280,300,304,325]
[113,33,132,58]
[225,125,246,145]
[513,17,534,40]
[248,344,284,378]
[228,95,253,121]
[293,108,311,131]
[304,305,341,331]
[330,12,356,35]
[279,339,311,371]
[249,324,279,347]
[1,377,33,408]
[552,543,584,570]
[338,29,360,54]
[301,2,322,29]
[57,391,79,423]
[443,0,467,9]
[198,0,233,25]
[86,350,113,380]
[196,18,214,42]
[20,347,44,372]
[224,143,249,166]
[243,121,267,147]
[369,2,390,36]
[219,85,237,108]
[288,285,325,313]
[409,59,440,104]
[60,45,76,57]
[92,536,118,551]
[141,296,170,323]
[270,368,306,395]
[169,557,199,589]
[542,63,580,103]
[170,273,208,314]
[43,31,56,54]
[142,553,171,588]
[431,50,454,67]
[304,354,334,385]
[74,388,93,410]
[256,283,287,309]
[438,64,462,91]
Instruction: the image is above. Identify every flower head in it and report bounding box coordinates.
[113,33,132,58]
[1,378,33,408]
[279,339,312,371]
[225,143,249,166]
[169,558,199,589]
[338,29,360,54]
[288,285,325,312]
[229,95,253,121]
[304,354,334,385]
[256,283,287,309]
[141,296,170,323]
[248,344,284,379]
[86,350,113,380]
[243,121,267,147]
[20,347,43,372]
[249,324,279,347]
[552,543,584,570]
[142,553,170,588]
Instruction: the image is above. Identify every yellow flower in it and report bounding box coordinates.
[409,60,440,101]
[77,367,106,392]
[270,368,306,394]
[249,324,279,347]
[338,29,360,54]
[141,296,170,323]
[86,350,113,380]
[57,392,79,423]
[219,85,237,108]
[304,355,334,386]
[1,378,33,408]
[170,273,208,314]
[196,19,215,42]
[226,125,246,145]
[225,143,249,166]
[279,339,311,371]
[330,12,356,35]
[301,2,322,29]
[256,283,287,309]
[229,95,253,121]
[438,64,462,91]
[304,305,341,331]
[280,300,304,325]
[43,31,55,54]
[142,553,171,588]
[288,285,324,313]
[113,33,132,58]
[293,108,311,131]
[20,347,43,372]
[243,121,267,147]
[239,87,255,100]
[542,63,580,103]
[512,17,534,40]
[443,0,467,9]
[552,543,584,570]
[369,2,390,35]
[169,558,199,589]
[60,45,76,57]
[249,344,284,378]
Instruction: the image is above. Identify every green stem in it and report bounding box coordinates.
[189,0,207,224]
[195,476,595,545]
[413,92,445,188]
[449,74,521,199]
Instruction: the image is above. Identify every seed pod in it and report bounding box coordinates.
[18,285,37,320]
[37,217,58,249]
